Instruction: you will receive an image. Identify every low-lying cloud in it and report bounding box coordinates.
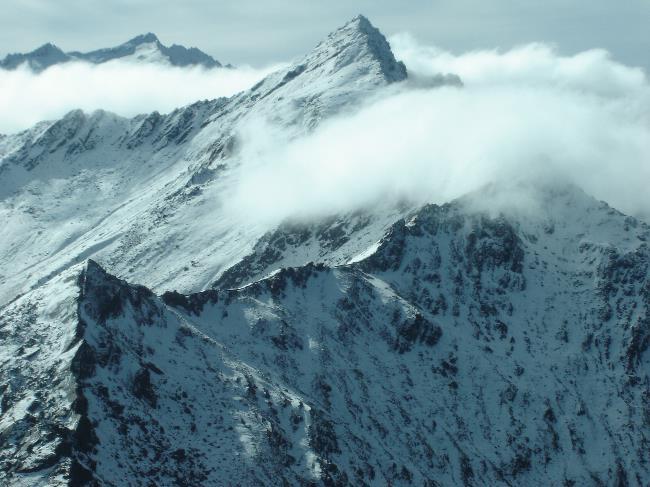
[3,35,649,222]
[0,60,284,133]
[227,36,650,222]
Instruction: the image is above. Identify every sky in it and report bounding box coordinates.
[1,0,649,70]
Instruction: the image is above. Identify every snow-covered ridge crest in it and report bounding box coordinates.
[200,14,415,133]
[0,32,223,72]
[310,14,407,83]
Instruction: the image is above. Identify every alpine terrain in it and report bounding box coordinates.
[0,33,223,72]
[0,15,649,486]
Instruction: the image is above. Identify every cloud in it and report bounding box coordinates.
[0,60,285,133]
[226,36,650,223]
[391,34,648,97]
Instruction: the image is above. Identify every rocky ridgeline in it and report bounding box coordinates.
[2,182,650,485]
[0,33,222,72]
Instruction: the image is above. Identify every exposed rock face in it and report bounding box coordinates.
[212,209,406,290]
[3,183,650,485]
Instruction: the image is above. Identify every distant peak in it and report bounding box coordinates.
[347,14,373,30]
[333,14,382,39]
[126,33,160,45]
[316,14,407,83]
[0,42,71,72]
[2,32,222,71]
[33,42,64,54]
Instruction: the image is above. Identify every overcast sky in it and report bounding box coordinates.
[1,0,648,70]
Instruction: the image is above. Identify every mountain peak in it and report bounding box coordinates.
[76,32,222,68]
[1,33,222,71]
[331,15,389,44]
[0,42,70,71]
[310,14,407,83]
[85,258,107,276]
[346,14,375,32]
[126,32,160,46]
[229,15,409,129]
[33,42,64,54]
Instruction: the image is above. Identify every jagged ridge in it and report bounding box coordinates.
[0,33,222,72]
[4,181,650,484]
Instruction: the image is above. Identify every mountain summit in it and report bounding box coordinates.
[0,34,222,71]
[310,14,407,83]
[0,42,70,71]
[69,33,223,68]
[125,32,160,45]
[224,15,414,130]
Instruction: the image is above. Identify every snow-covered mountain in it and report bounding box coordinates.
[0,33,222,71]
[0,14,419,308]
[1,15,649,486]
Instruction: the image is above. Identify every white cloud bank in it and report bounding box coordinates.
[2,36,649,221]
[0,60,284,133]
[228,36,650,222]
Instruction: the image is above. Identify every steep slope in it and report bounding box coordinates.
[212,206,411,290]
[0,16,432,306]
[0,265,85,486]
[198,185,650,485]
[2,184,649,485]
[0,34,222,71]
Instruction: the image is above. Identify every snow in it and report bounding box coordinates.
[3,181,650,484]
[347,241,381,264]
[2,14,649,487]
[124,42,170,65]
[1,33,222,72]
[0,15,417,307]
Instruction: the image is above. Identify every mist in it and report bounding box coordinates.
[0,60,284,134]
[227,36,650,223]
[4,35,649,223]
